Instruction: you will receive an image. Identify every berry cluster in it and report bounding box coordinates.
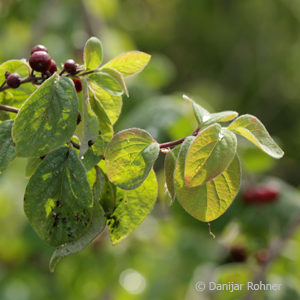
[3,44,83,93]
[243,185,279,204]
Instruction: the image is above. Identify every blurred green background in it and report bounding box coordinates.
[1,0,300,299]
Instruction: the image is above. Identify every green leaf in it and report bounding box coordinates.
[203,111,238,126]
[227,114,284,159]
[25,157,43,178]
[77,80,99,157]
[164,146,180,201]
[102,51,151,77]
[101,67,129,97]
[12,75,78,157]
[89,90,114,156]
[183,94,209,125]
[0,120,16,173]
[84,37,103,70]
[105,128,160,190]
[98,167,116,215]
[80,147,103,171]
[174,137,241,222]
[108,169,157,245]
[87,72,123,96]
[49,201,106,272]
[24,146,93,246]
[185,125,237,187]
[88,81,122,125]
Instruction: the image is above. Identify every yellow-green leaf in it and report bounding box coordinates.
[108,170,157,245]
[84,37,103,70]
[88,72,123,96]
[102,51,151,77]
[174,137,241,222]
[88,81,122,125]
[105,128,159,190]
[228,114,284,159]
[185,125,237,187]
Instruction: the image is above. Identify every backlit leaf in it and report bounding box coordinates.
[174,137,241,222]
[228,114,284,159]
[105,128,159,190]
[102,51,151,77]
[88,72,123,96]
[84,37,103,70]
[108,170,157,245]
[185,125,237,187]
[88,81,122,125]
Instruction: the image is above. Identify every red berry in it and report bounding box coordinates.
[6,73,21,89]
[243,185,279,204]
[29,51,52,73]
[73,78,82,93]
[48,59,57,75]
[64,59,77,75]
[31,45,48,55]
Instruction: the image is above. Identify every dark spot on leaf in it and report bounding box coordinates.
[88,140,94,147]
[76,112,82,125]
[56,200,61,207]
[40,155,46,160]
[68,232,73,237]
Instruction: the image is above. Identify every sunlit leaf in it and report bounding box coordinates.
[108,170,157,245]
[84,37,103,70]
[24,146,93,246]
[185,125,237,187]
[88,81,122,125]
[228,114,284,159]
[101,67,129,97]
[12,75,78,157]
[102,51,151,77]
[77,80,99,157]
[105,128,159,190]
[203,111,238,126]
[89,89,114,156]
[174,137,241,222]
[88,72,123,96]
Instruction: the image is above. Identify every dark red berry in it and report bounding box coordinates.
[6,73,21,89]
[64,59,77,75]
[5,71,11,79]
[73,78,82,93]
[47,59,57,75]
[243,185,279,204]
[29,51,52,73]
[31,45,48,55]
[229,246,247,262]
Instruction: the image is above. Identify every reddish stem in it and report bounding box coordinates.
[159,125,201,149]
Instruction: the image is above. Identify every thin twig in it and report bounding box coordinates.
[0,104,19,114]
